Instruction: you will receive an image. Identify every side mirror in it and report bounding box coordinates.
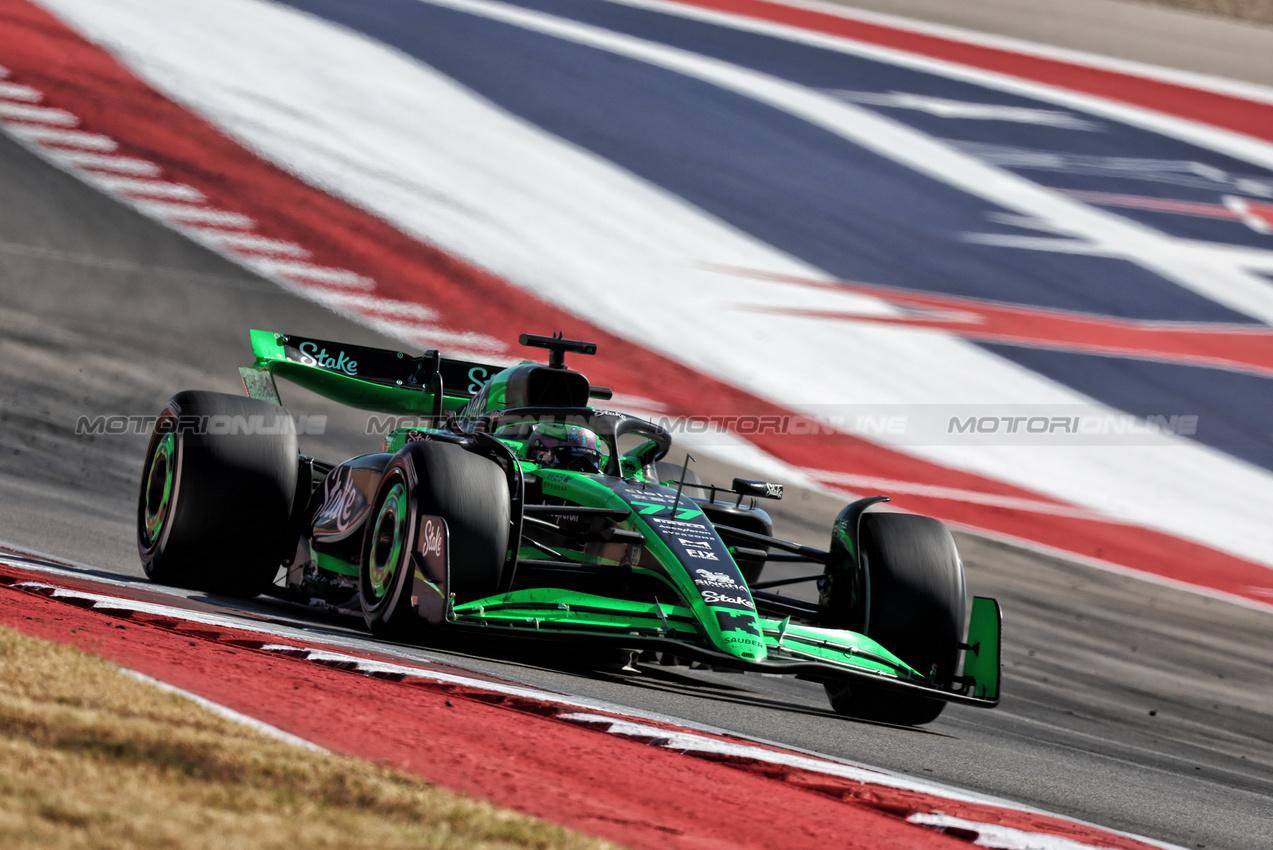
[732,478,783,500]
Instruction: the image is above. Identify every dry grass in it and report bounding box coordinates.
[0,626,617,850]
[1129,0,1273,25]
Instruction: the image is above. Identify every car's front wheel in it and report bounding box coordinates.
[823,512,966,726]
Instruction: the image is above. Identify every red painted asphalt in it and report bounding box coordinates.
[0,560,1169,850]
[744,271,1273,378]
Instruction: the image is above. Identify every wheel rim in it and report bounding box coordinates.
[367,481,407,603]
[141,432,176,549]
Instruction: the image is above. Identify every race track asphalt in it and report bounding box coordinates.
[2,101,1271,849]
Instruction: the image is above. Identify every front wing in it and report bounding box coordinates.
[420,579,1001,709]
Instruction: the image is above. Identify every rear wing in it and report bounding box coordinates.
[244,329,504,414]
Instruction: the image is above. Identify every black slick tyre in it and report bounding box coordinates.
[360,441,509,640]
[137,391,299,597]
[825,513,966,726]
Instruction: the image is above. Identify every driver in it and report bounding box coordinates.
[527,423,603,473]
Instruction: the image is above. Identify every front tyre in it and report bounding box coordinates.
[137,391,298,597]
[360,441,509,640]
[824,513,966,726]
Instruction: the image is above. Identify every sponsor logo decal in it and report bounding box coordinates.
[694,568,742,589]
[630,499,701,520]
[298,341,358,375]
[315,466,360,533]
[467,366,491,394]
[648,516,710,533]
[703,589,754,609]
[420,518,444,557]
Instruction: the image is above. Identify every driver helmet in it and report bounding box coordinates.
[527,423,603,473]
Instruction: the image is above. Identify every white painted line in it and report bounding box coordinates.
[806,470,1109,520]
[1224,195,1273,235]
[376,320,507,355]
[0,101,77,125]
[244,257,375,289]
[562,713,1185,850]
[87,174,205,201]
[557,711,986,799]
[5,125,116,150]
[119,669,327,752]
[134,200,253,229]
[908,813,1114,850]
[767,0,1273,107]
[0,82,42,103]
[295,292,512,359]
[188,228,310,257]
[258,643,311,658]
[308,290,437,321]
[47,149,161,176]
[560,712,896,778]
[11,581,277,634]
[288,649,608,708]
[827,90,1100,131]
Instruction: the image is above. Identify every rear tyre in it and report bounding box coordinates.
[137,391,298,597]
[824,513,965,725]
[360,441,509,640]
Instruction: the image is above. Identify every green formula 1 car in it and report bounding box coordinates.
[137,330,1000,724]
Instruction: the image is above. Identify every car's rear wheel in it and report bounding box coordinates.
[823,513,966,726]
[138,391,298,597]
[360,441,509,640]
